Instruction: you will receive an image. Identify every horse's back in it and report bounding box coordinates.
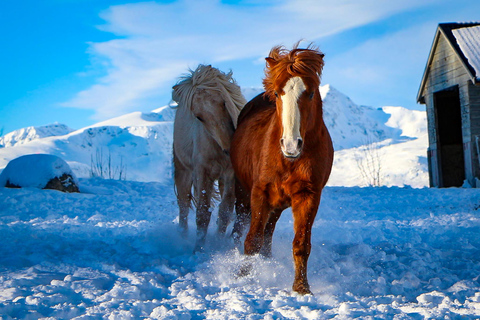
[236,93,275,127]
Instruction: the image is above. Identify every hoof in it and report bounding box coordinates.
[231,232,241,246]
[259,247,272,258]
[236,257,253,278]
[292,282,312,295]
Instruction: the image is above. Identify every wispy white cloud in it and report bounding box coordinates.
[62,0,431,119]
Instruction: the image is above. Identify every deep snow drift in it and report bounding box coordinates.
[1,178,480,319]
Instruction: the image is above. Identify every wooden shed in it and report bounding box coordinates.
[417,22,480,188]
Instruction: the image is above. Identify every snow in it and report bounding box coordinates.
[1,179,480,318]
[453,25,480,80]
[0,154,78,189]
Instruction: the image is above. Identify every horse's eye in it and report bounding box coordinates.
[309,92,314,100]
[196,116,204,122]
[274,91,279,98]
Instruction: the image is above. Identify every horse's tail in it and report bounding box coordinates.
[191,176,221,208]
[173,150,194,209]
[173,151,220,209]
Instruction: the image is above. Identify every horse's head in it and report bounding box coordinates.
[191,87,235,154]
[173,65,245,155]
[263,44,325,159]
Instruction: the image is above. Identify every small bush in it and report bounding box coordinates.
[90,148,127,180]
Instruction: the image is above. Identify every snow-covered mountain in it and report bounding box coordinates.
[0,85,428,187]
[0,123,74,148]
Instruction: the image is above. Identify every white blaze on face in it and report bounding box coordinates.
[280,76,306,157]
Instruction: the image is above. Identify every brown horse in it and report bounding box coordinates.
[172,64,246,252]
[230,44,333,294]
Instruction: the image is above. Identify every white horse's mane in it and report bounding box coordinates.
[172,65,246,128]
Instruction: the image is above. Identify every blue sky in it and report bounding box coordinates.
[1,0,480,135]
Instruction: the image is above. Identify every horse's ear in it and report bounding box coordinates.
[265,57,278,68]
[172,85,180,102]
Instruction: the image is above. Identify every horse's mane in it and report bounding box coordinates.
[172,65,246,128]
[263,43,325,101]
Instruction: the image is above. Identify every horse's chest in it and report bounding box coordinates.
[262,166,314,209]
[265,180,292,209]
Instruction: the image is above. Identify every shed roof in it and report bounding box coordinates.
[453,25,480,82]
[417,22,480,104]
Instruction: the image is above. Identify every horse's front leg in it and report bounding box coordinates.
[244,185,270,255]
[217,170,235,234]
[231,179,251,247]
[291,190,321,295]
[194,170,214,252]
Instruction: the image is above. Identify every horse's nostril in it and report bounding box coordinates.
[297,138,303,149]
[280,138,285,148]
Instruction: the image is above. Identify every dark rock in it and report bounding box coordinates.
[44,173,80,193]
[5,174,79,193]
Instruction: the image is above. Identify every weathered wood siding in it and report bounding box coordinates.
[469,82,480,181]
[421,32,475,186]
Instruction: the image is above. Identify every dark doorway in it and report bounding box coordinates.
[434,86,465,187]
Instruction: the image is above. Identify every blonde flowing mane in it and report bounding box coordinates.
[172,65,246,128]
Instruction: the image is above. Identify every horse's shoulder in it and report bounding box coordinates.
[237,92,275,126]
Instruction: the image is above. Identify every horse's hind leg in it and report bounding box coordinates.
[260,209,282,258]
[174,154,192,236]
[194,169,215,252]
[244,185,271,255]
[231,179,251,248]
[217,171,235,235]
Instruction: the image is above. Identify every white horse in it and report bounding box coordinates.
[172,64,246,252]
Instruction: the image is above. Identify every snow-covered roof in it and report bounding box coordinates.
[453,25,480,81]
[417,22,480,103]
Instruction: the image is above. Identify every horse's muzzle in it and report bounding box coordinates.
[280,138,303,159]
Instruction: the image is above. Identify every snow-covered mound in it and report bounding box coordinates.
[0,85,427,187]
[1,179,480,318]
[0,154,79,190]
[0,123,74,148]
